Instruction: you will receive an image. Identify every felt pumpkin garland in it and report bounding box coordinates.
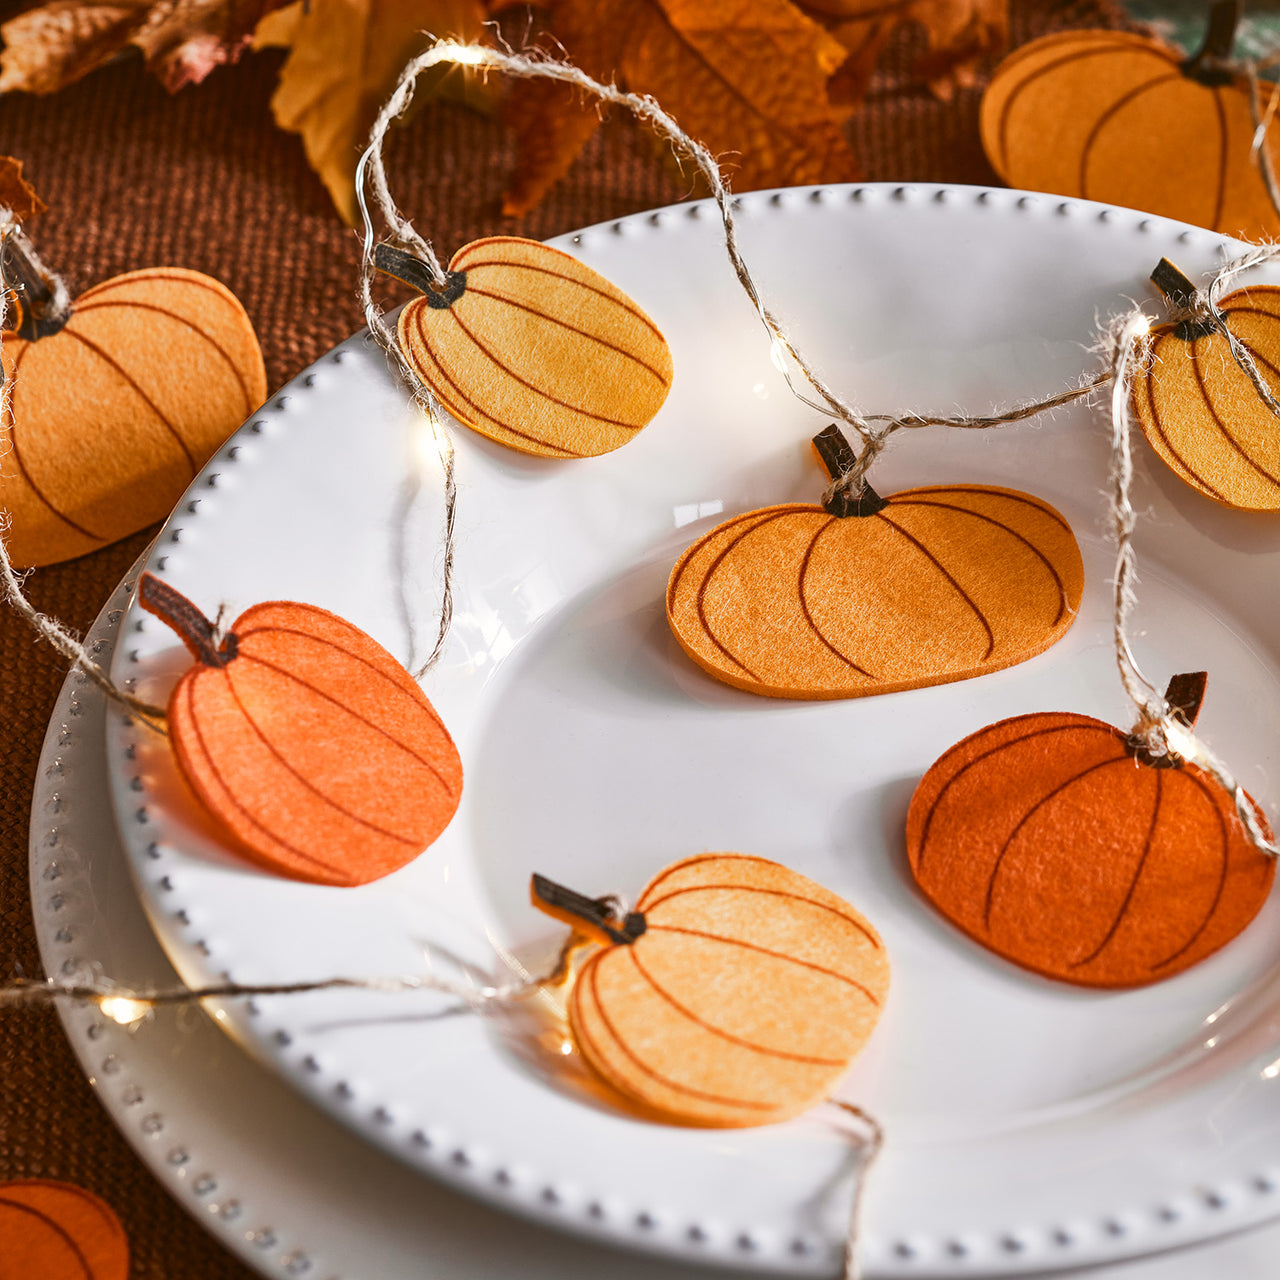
[531,854,889,1127]
[1132,257,1280,510]
[0,1179,129,1280]
[980,0,1280,241]
[666,424,1084,699]
[137,573,462,888]
[906,672,1276,988]
[0,191,266,568]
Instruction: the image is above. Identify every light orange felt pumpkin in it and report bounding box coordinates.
[980,2,1280,240]
[1133,258,1280,510]
[531,854,889,1127]
[0,1179,129,1280]
[377,237,673,459]
[906,673,1275,988]
[138,573,462,888]
[0,252,267,567]
[666,425,1084,700]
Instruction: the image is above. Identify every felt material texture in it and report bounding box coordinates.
[1,268,267,568]
[140,579,462,887]
[667,484,1083,699]
[906,710,1276,988]
[979,29,1280,241]
[0,1179,129,1280]
[395,236,673,458]
[540,853,889,1128]
[1134,282,1280,510]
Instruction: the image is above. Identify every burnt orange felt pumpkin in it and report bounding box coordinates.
[0,247,267,567]
[531,853,889,1127]
[980,2,1280,240]
[1133,258,1280,510]
[906,673,1275,988]
[0,1179,128,1280]
[666,425,1083,700]
[378,237,673,458]
[138,574,462,888]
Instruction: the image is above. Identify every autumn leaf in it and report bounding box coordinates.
[0,0,293,95]
[0,156,47,222]
[501,0,859,218]
[255,0,492,225]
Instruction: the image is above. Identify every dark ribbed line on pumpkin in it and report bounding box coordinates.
[76,269,234,306]
[908,485,1075,537]
[462,285,670,386]
[666,508,788,613]
[876,510,995,660]
[796,519,877,680]
[914,720,1116,875]
[640,851,778,899]
[3,341,107,544]
[646,925,881,1005]
[890,498,1070,625]
[444,305,645,429]
[0,1197,94,1280]
[1069,769,1163,969]
[223,671,421,847]
[627,946,847,1066]
[184,676,348,876]
[1077,72,1181,202]
[63,327,197,473]
[983,755,1134,930]
[410,305,579,456]
[233,623,449,734]
[1211,87,1229,233]
[643,881,881,950]
[579,958,775,1111]
[75,298,253,412]
[1142,349,1229,501]
[1150,769,1231,970]
[1190,334,1280,490]
[234,653,456,796]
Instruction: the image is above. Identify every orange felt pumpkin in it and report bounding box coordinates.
[0,1179,128,1280]
[666,425,1083,700]
[0,237,267,567]
[377,237,673,458]
[531,853,889,1127]
[1133,258,1280,510]
[980,2,1280,240]
[138,573,462,888]
[906,673,1275,988]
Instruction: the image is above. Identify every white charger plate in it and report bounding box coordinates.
[102,184,1280,1277]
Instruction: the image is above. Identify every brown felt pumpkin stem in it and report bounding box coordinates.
[138,573,238,668]
[1183,0,1243,87]
[1129,671,1209,767]
[531,873,647,946]
[374,243,467,310]
[1150,258,1217,340]
[0,227,69,340]
[812,425,889,517]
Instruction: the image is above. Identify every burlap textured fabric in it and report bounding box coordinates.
[0,3,1127,1275]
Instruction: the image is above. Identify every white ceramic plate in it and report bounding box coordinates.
[104,184,1280,1277]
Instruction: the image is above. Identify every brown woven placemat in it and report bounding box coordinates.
[0,3,1128,1275]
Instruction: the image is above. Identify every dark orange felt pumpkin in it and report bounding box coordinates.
[532,853,889,1127]
[0,237,267,567]
[0,1179,128,1280]
[666,425,1083,699]
[138,574,462,888]
[1133,258,1280,510]
[906,673,1275,988]
[980,2,1280,241]
[378,237,673,459]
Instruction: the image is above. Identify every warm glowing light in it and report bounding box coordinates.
[100,996,149,1025]
[1163,718,1199,764]
[1262,1058,1280,1080]
[769,339,788,372]
[436,41,490,67]
[559,1040,574,1056]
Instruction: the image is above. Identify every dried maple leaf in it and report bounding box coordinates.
[801,0,1007,104]
[255,0,492,225]
[501,0,859,218]
[0,156,47,222]
[0,0,293,95]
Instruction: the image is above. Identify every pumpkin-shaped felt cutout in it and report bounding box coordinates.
[531,854,889,1127]
[138,574,462,888]
[1133,258,1280,511]
[0,237,267,567]
[906,673,1276,988]
[0,1179,129,1280]
[666,424,1084,700]
[377,237,673,458]
[979,1,1280,241]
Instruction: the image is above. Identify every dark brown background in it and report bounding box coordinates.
[0,3,1126,1275]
